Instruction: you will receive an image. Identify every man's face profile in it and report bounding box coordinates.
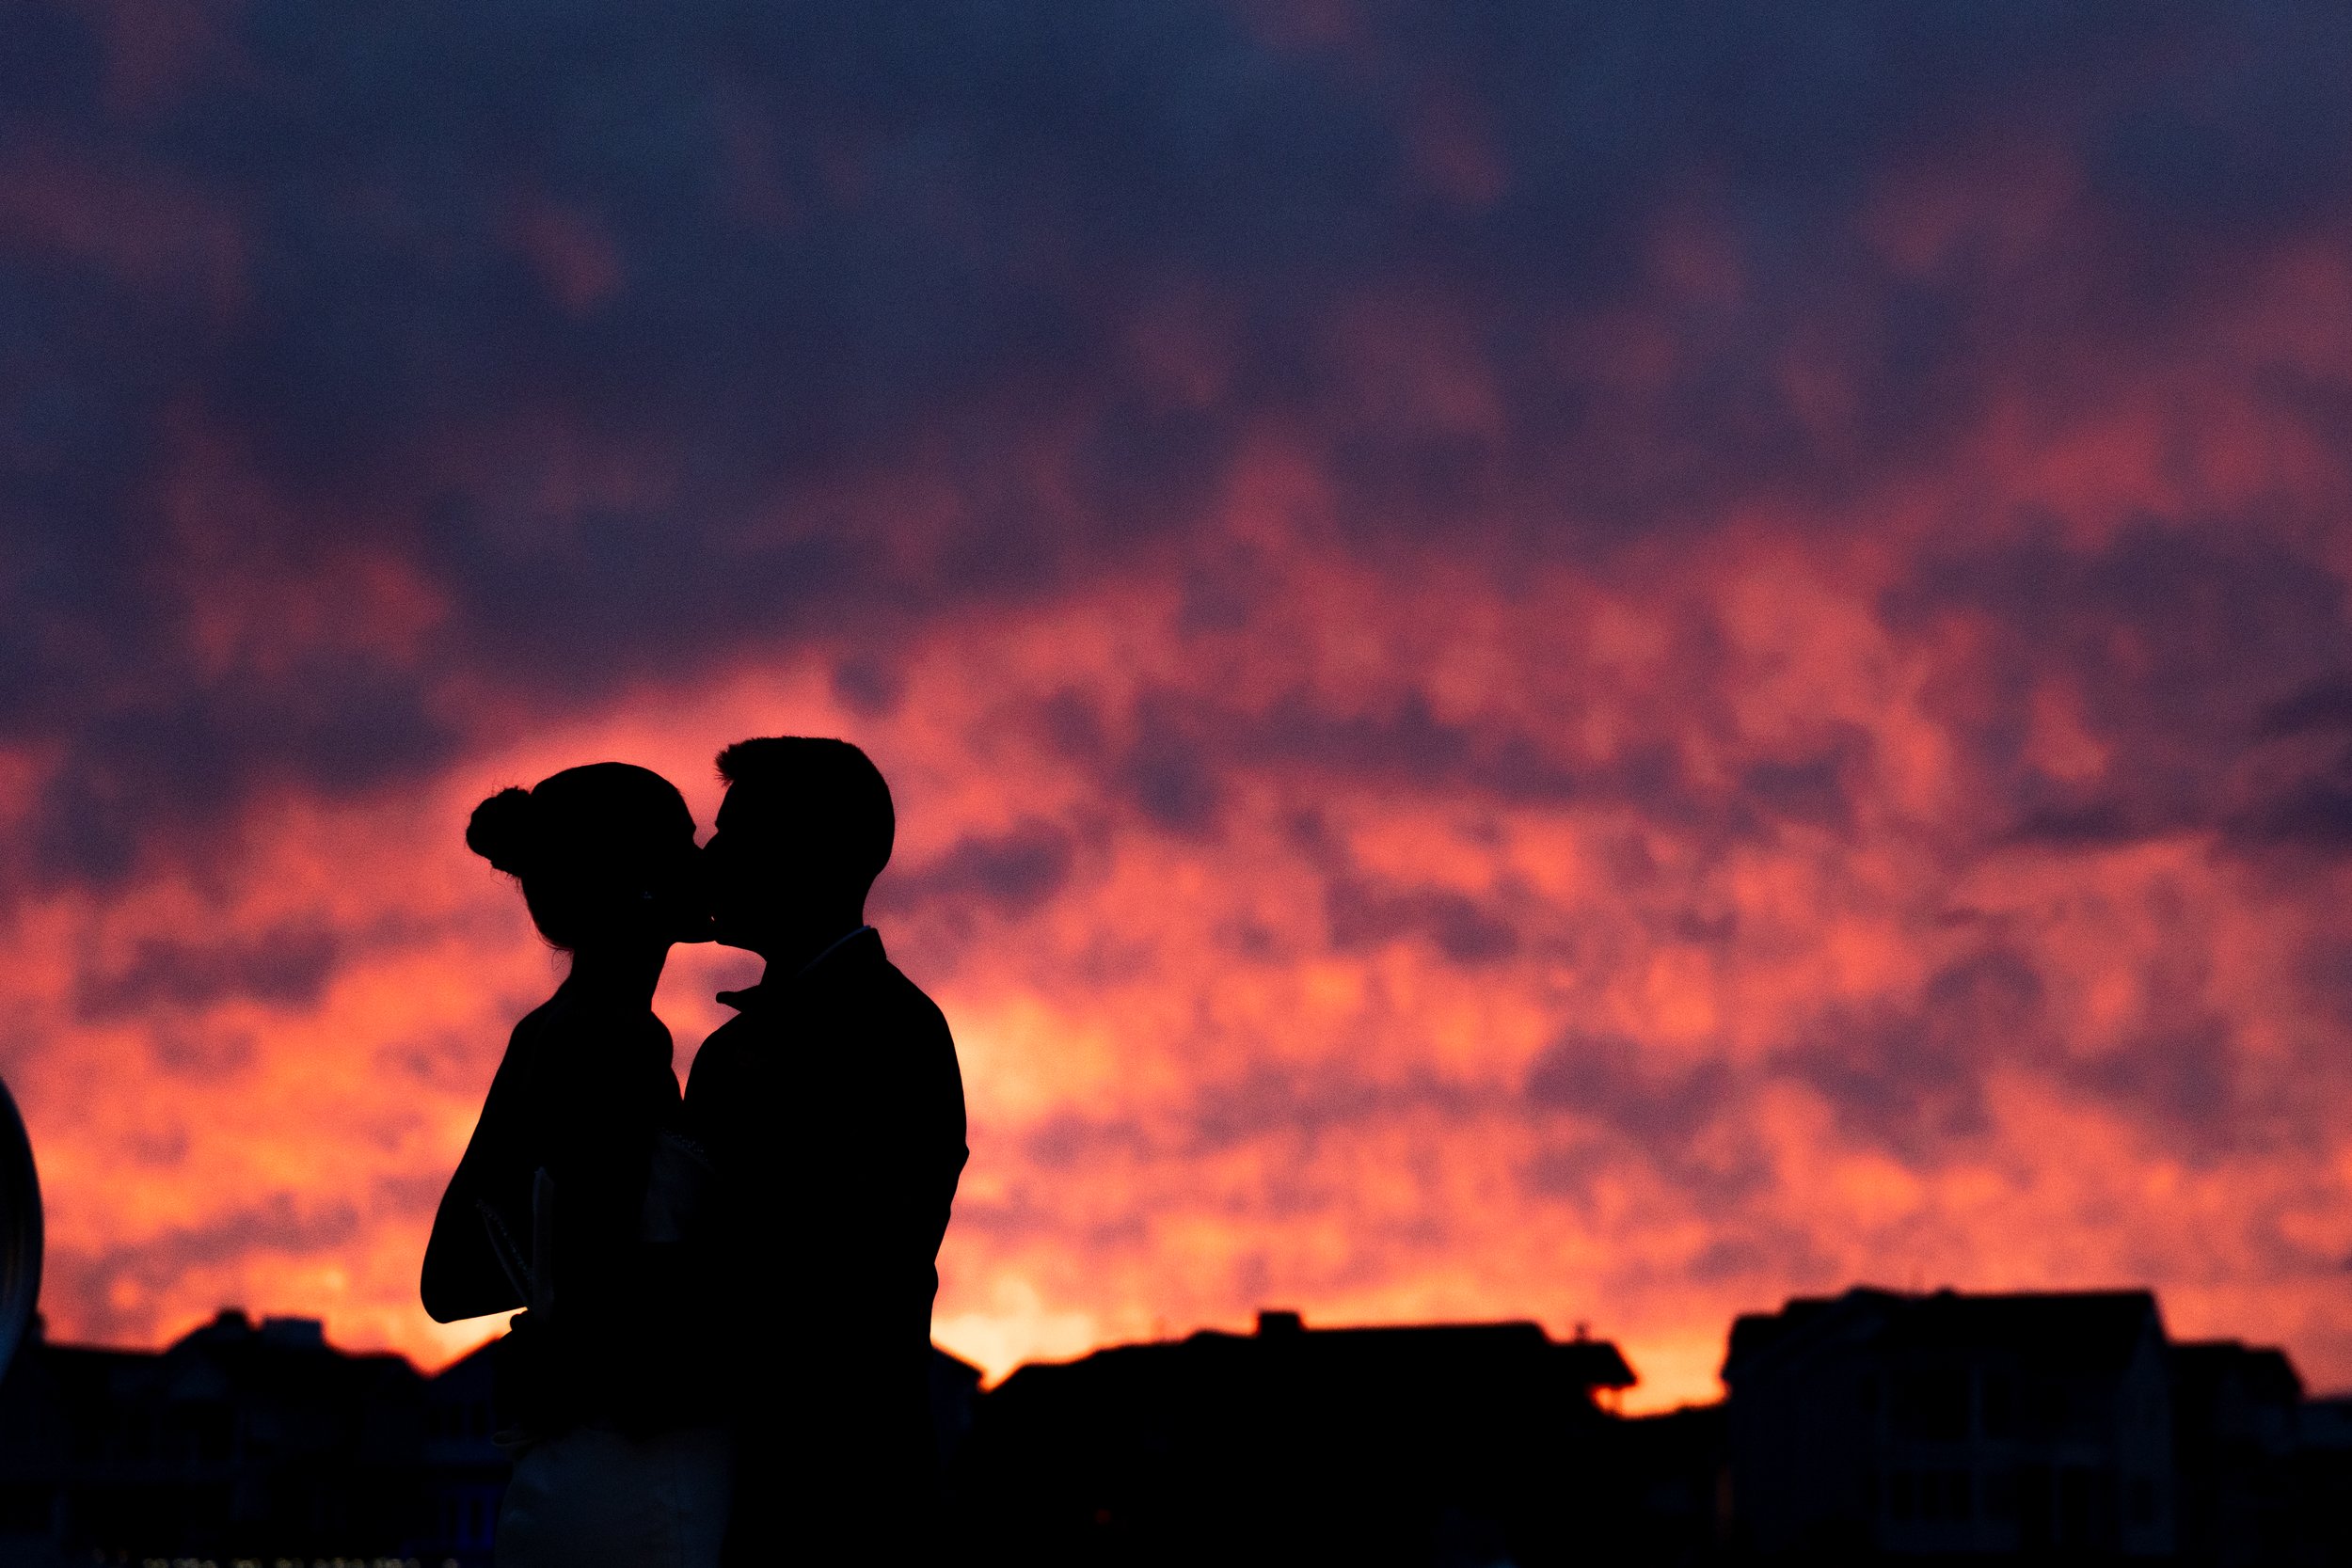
[704,752,883,957]
[705,788,787,951]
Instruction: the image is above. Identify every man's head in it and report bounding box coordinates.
[706,736,895,958]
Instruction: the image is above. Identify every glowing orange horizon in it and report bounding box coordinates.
[17,434,2352,1413]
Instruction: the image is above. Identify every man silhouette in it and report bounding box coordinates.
[683,737,966,1565]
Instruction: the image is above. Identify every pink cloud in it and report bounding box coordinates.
[3,0,2352,1419]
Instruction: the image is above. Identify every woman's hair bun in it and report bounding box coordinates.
[466,786,540,877]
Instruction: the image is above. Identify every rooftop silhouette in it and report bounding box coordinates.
[1,1289,2346,1565]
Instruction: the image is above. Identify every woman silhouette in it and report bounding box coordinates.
[422,763,728,1568]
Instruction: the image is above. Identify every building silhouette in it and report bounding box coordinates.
[421,1339,502,1568]
[0,1310,981,1568]
[1719,1286,2352,1565]
[2170,1339,2303,1567]
[1725,1289,2178,1558]
[2295,1395,2352,1566]
[0,1309,483,1564]
[951,1307,1636,1567]
[1611,1399,1730,1566]
[0,1290,2346,1564]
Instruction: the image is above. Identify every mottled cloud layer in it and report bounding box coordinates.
[4,0,2352,1404]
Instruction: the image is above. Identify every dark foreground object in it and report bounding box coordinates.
[0,1311,977,1568]
[950,1309,1639,1568]
[949,1295,2352,1568]
[1722,1287,2352,1564]
[4,1291,2351,1565]
[0,1310,449,1563]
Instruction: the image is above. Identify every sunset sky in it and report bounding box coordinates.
[6,0,2352,1411]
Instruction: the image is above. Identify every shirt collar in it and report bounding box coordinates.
[717,925,879,1012]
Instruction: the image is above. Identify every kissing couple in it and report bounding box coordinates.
[421,737,968,1568]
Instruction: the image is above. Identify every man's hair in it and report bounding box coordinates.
[715,736,895,888]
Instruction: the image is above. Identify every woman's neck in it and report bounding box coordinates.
[564,942,669,1009]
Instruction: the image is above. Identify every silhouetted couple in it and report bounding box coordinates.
[421,738,967,1568]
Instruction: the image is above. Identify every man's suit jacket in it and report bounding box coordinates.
[683,927,966,1550]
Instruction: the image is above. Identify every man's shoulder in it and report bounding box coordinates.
[868,958,951,1037]
[698,1000,764,1039]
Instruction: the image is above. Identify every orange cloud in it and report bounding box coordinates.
[5,0,2352,1423]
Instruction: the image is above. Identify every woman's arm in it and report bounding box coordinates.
[421,1171,526,1322]
[421,1026,537,1323]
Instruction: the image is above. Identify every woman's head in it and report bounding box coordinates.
[467,763,707,952]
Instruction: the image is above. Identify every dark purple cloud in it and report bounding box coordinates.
[0,0,2344,894]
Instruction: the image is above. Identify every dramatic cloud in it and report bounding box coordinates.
[3,0,2351,1405]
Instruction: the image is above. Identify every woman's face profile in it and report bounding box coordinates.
[646,810,715,945]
